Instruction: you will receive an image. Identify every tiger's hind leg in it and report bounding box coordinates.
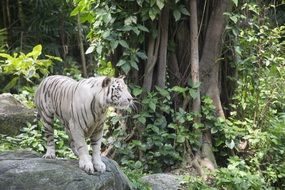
[40,112,56,159]
[65,127,79,157]
[69,140,79,157]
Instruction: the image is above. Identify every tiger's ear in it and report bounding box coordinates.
[102,77,111,88]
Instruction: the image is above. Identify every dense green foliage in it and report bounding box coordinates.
[222,3,285,187]
[0,45,61,92]
[109,86,206,172]
[0,0,285,189]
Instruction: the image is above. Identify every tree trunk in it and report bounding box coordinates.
[60,14,67,62]
[6,0,10,27]
[199,0,232,169]
[17,0,25,51]
[200,0,231,109]
[168,52,181,86]
[175,21,191,86]
[142,21,160,93]
[5,0,11,45]
[190,0,201,116]
[77,14,87,77]
[156,6,169,88]
[17,0,24,27]
[2,1,7,28]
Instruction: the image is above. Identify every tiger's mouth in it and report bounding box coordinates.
[113,101,132,109]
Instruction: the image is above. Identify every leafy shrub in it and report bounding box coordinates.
[114,87,183,172]
[0,44,61,93]
[214,157,266,190]
[104,85,219,173]
[0,118,76,159]
[218,4,285,188]
[121,165,151,190]
[182,156,268,190]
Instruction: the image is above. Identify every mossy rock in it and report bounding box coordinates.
[141,173,182,190]
[0,93,35,136]
[0,150,133,190]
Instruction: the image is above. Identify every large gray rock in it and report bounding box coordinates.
[141,173,181,190]
[0,150,133,190]
[0,93,35,136]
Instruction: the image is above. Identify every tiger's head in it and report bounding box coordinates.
[102,76,133,109]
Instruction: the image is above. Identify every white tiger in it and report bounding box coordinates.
[35,75,133,173]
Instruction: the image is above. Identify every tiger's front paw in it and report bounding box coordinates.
[42,153,56,159]
[79,158,94,174]
[93,159,106,173]
[42,150,55,159]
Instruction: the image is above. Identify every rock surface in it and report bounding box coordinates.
[0,93,35,136]
[141,173,181,190]
[0,150,133,190]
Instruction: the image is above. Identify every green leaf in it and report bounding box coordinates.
[120,25,132,32]
[121,63,131,74]
[3,77,19,91]
[189,89,199,99]
[150,0,156,6]
[80,13,94,23]
[137,0,143,6]
[102,30,111,39]
[156,0,165,10]
[33,44,42,55]
[70,6,81,16]
[85,46,95,54]
[133,87,143,96]
[26,44,42,59]
[137,51,148,60]
[37,60,52,68]
[96,45,103,54]
[133,27,140,35]
[138,116,146,124]
[149,9,157,20]
[149,101,156,112]
[0,53,12,59]
[168,123,177,129]
[191,81,201,88]
[230,15,238,23]
[130,61,139,70]
[177,135,185,143]
[103,13,113,24]
[172,86,187,93]
[155,86,169,97]
[27,68,36,78]
[211,127,218,134]
[231,0,238,6]
[234,46,241,55]
[45,55,62,62]
[226,140,235,149]
[119,40,129,48]
[124,16,137,25]
[149,125,160,134]
[116,60,126,67]
[180,7,190,16]
[173,10,181,21]
[137,25,149,32]
[110,41,119,50]
[132,140,142,146]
